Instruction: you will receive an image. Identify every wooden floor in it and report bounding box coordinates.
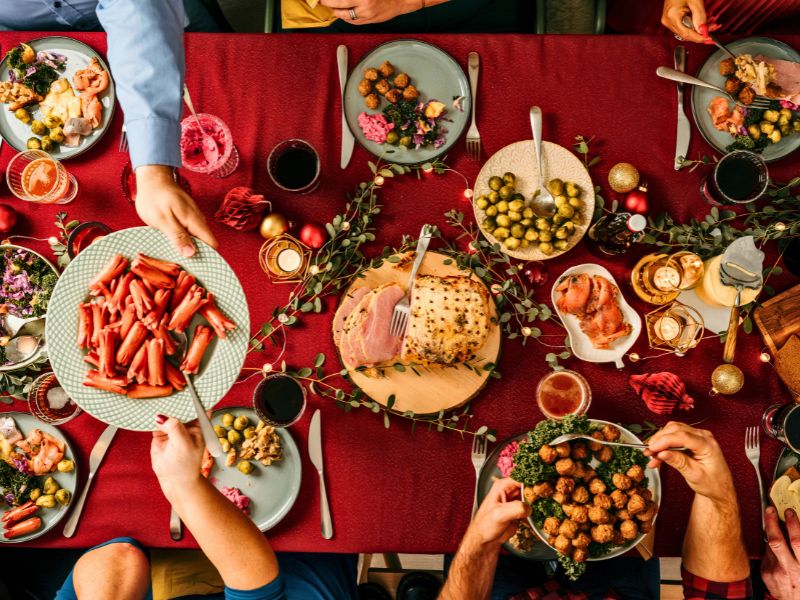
[361,554,684,599]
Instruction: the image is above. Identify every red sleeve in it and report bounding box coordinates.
[681,567,753,600]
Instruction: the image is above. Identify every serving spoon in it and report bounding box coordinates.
[529,106,556,217]
[548,433,688,452]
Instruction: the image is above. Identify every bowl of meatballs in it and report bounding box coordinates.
[515,418,660,567]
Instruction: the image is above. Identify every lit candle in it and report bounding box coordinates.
[276,248,302,273]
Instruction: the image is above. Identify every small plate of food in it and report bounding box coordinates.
[45,227,249,431]
[512,416,659,579]
[344,39,470,165]
[0,413,78,543]
[207,407,301,532]
[691,37,800,162]
[473,141,595,260]
[552,264,641,368]
[0,37,115,160]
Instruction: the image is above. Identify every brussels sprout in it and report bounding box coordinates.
[14,108,30,123]
[553,215,567,226]
[485,205,498,217]
[778,114,790,127]
[768,129,782,144]
[780,123,791,137]
[488,191,500,204]
[510,224,525,239]
[522,207,534,220]
[571,214,583,224]
[36,494,57,509]
[555,228,569,240]
[26,137,42,150]
[496,200,509,214]
[243,426,256,440]
[504,237,521,250]
[29,488,41,502]
[221,413,235,427]
[48,126,65,143]
[493,227,510,240]
[564,221,576,232]
[507,200,523,213]
[760,121,775,134]
[502,172,516,186]
[43,477,59,495]
[557,204,575,218]
[496,214,511,228]
[476,196,489,210]
[779,108,793,120]
[233,415,250,431]
[482,217,496,233]
[227,430,242,445]
[568,197,584,209]
[30,120,46,135]
[488,176,503,191]
[524,228,539,242]
[507,211,522,223]
[40,136,54,152]
[547,179,565,196]
[535,218,550,231]
[565,182,581,198]
[43,115,62,129]
[538,231,552,243]
[214,425,227,438]
[538,242,554,255]
[55,489,72,506]
[499,185,514,200]
[57,459,75,473]
[520,218,533,228]
[386,131,399,145]
[763,110,780,123]
[793,120,800,134]
[520,239,530,249]
[511,193,525,202]
[237,461,255,475]
[748,124,761,140]
[554,240,569,250]
[219,438,231,453]
[554,195,568,207]
[399,136,412,147]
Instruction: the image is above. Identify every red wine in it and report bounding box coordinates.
[274,147,317,190]
[253,375,306,426]
[716,156,762,201]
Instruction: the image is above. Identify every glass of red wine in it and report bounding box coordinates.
[701,150,768,206]
[252,373,307,428]
[763,402,800,452]
[267,139,320,194]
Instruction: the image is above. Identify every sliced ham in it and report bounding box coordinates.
[332,287,370,345]
[758,56,800,105]
[341,292,374,368]
[356,284,404,365]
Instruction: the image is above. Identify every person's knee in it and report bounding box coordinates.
[74,540,149,586]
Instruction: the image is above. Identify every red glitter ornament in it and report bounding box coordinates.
[521,261,548,287]
[216,187,270,231]
[623,183,649,214]
[299,222,328,249]
[629,371,694,415]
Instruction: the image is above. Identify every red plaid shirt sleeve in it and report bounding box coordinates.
[681,567,753,599]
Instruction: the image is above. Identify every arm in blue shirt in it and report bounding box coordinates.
[95,0,184,169]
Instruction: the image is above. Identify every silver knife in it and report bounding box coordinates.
[169,507,182,541]
[308,409,333,539]
[337,45,354,170]
[674,45,690,170]
[63,424,118,537]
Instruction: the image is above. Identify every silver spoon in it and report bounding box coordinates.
[182,84,220,165]
[549,433,689,452]
[169,331,223,458]
[529,106,556,217]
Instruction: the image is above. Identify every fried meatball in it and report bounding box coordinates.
[724,76,742,95]
[640,489,653,502]
[364,67,379,81]
[571,442,589,461]
[522,485,536,504]
[616,508,631,521]
[554,534,572,555]
[626,485,643,497]
[573,462,587,481]
[613,530,625,546]
[374,79,390,96]
[555,458,576,476]
[588,478,607,495]
[591,524,615,544]
[379,60,395,78]
[570,504,589,524]
[533,482,554,500]
[588,506,610,524]
[588,431,605,452]
[738,86,755,106]
[612,473,632,491]
[548,534,558,546]
[556,477,576,496]
[593,493,612,510]
[610,490,627,509]
[719,57,735,76]
[595,446,614,463]
[385,88,401,104]
[573,548,588,563]
[393,72,410,88]
[572,486,589,504]
[639,519,653,534]
[636,502,657,522]
[364,93,379,110]
[627,493,646,515]
[554,442,571,458]
[538,444,558,464]
[553,492,566,505]
[559,519,579,539]
[620,519,639,541]
[357,79,373,97]
[572,532,591,549]
[601,424,621,441]
[542,516,561,536]
[581,468,597,483]
[402,85,419,101]
[561,503,575,518]
[626,465,645,483]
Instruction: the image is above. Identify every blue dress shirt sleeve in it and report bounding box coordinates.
[95,0,185,169]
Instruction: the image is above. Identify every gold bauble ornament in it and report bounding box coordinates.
[259,212,289,240]
[608,162,640,193]
[710,364,745,395]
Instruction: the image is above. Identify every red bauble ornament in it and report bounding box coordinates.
[299,222,328,249]
[216,187,270,231]
[521,261,548,287]
[0,204,18,234]
[623,183,649,214]
[629,371,694,415]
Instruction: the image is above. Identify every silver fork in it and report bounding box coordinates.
[389,224,433,338]
[465,52,480,160]
[745,426,766,530]
[118,123,128,153]
[656,67,773,109]
[471,434,488,517]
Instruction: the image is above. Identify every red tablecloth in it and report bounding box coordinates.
[2,32,798,557]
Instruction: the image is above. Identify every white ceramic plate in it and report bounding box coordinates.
[525,419,661,561]
[473,141,595,261]
[0,412,78,543]
[45,227,249,431]
[551,264,641,368]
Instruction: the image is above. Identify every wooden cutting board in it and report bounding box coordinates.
[754,283,800,357]
[332,251,502,415]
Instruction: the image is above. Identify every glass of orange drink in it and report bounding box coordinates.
[6,150,78,204]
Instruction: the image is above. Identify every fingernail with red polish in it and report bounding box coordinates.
[155,413,167,424]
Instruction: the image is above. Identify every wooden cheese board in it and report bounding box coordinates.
[754,282,800,357]
[332,251,501,415]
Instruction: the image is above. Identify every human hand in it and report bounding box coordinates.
[320,0,421,25]
[645,422,735,504]
[135,165,218,258]
[150,415,205,499]
[465,478,530,548]
[763,505,800,598]
[661,0,708,44]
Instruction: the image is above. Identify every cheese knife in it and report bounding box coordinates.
[674,45,691,170]
[337,45,354,170]
[308,409,333,539]
[63,424,118,537]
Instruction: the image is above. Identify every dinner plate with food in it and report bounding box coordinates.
[512,416,660,576]
[691,37,800,162]
[0,37,115,160]
[343,39,470,165]
[332,250,501,415]
[473,141,595,261]
[206,408,301,532]
[552,264,641,368]
[0,413,77,543]
[45,227,249,432]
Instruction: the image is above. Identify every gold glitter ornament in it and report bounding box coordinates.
[608,162,640,193]
[259,212,290,240]
[710,364,745,395]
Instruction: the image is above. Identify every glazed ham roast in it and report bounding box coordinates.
[334,275,491,369]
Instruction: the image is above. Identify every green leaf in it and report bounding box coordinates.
[379,168,394,178]
[297,367,313,378]
[383,412,391,429]
[300,302,314,312]
[260,323,274,336]
[392,363,406,373]
[313,297,322,313]
[476,425,488,435]
[387,394,396,409]
[314,353,326,368]
[743,315,753,334]
[368,161,377,174]
[559,351,571,359]
[325,223,336,238]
